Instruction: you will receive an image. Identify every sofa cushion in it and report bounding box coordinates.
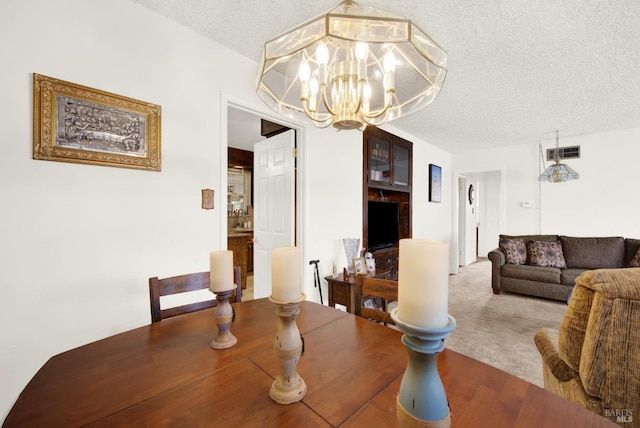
[626,239,640,266]
[629,248,640,267]
[561,268,589,286]
[527,240,567,268]
[502,263,561,283]
[559,236,625,269]
[499,237,526,265]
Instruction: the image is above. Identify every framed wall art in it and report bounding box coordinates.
[429,163,442,202]
[33,73,161,171]
[201,189,215,210]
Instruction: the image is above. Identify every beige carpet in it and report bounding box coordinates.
[446,258,568,387]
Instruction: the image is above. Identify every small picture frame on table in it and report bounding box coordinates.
[365,258,376,274]
[363,298,377,309]
[353,257,367,275]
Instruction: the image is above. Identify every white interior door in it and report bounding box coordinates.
[253,130,296,299]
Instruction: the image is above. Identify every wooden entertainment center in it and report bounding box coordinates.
[362,127,412,279]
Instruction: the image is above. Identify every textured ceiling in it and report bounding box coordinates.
[131,0,640,153]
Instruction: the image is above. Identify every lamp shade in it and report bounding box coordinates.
[538,162,580,183]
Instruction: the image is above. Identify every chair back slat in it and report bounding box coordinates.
[359,276,398,326]
[362,277,398,301]
[149,266,242,323]
[157,272,211,296]
[361,307,395,325]
[161,301,217,320]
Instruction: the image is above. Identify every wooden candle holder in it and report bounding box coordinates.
[268,293,307,404]
[210,286,237,350]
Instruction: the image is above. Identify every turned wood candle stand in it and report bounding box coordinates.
[268,293,307,404]
[391,309,457,428]
[210,285,238,350]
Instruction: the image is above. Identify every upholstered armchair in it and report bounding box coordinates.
[534,268,640,426]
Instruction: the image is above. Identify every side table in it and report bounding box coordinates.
[325,271,391,315]
[325,273,360,315]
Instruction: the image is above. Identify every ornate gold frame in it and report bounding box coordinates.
[33,73,161,171]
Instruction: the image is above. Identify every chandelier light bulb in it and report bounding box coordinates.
[362,82,371,113]
[355,42,369,61]
[383,52,396,73]
[363,83,372,101]
[316,43,329,65]
[298,62,311,83]
[309,77,319,96]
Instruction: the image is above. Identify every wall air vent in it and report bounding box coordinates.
[547,145,580,161]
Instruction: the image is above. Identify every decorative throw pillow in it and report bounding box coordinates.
[499,238,527,265]
[527,240,567,268]
[629,248,640,267]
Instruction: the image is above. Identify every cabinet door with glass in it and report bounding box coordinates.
[365,127,412,191]
[368,135,391,186]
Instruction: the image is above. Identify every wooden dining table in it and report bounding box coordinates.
[3,298,616,427]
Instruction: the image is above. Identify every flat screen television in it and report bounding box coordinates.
[367,200,399,251]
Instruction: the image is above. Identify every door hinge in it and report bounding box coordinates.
[292,148,297,158]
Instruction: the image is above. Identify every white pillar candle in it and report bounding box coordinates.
[398,239,449,329]
[209,250,234,293]
[271,247,302,302]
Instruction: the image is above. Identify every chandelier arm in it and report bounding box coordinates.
[360,90,394,119]
[320,84,338,116]
[301,98,335,124]
[311,119,336,129]
[362,109,390,127]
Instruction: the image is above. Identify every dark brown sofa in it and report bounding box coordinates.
[488,235,640,302]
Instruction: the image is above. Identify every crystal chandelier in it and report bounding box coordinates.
[538,130,580,183]
[256,1,447,130]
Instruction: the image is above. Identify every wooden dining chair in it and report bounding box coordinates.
[149,266,242,323]
[358,275,398,326]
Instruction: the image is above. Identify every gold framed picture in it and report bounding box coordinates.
[33,73,161,171]
[353,257,367,275]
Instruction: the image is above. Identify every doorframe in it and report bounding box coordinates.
[220,95,307,276]
[453,167,505,269]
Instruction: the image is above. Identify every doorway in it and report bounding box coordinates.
[224,102,303,300]
[455,168,505,267]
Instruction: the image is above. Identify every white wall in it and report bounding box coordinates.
[0,0,252,419]
[455,128,640,246]
[302,127,363,302]
[0,0,453,419]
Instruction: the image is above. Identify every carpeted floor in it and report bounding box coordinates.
[446,258,568,387]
